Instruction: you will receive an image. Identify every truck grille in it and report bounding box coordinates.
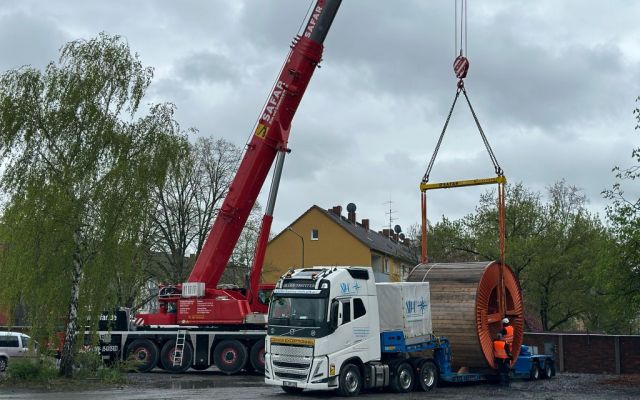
[270,345,313,382]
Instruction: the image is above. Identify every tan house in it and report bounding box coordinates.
[262,205,418,283]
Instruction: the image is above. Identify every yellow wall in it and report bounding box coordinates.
[262,207,371,283]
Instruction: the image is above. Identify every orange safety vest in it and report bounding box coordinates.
[504,325,514,345]
[493,340,508,359]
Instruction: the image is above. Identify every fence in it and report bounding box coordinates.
[524,332,640,374]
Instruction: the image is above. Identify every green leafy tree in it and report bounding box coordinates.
[425,216,475,263]
[0,33,184,376]
[601,96,640,332]
[470,183,547,278]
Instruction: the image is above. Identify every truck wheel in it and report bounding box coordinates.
[160,340,193,373]
[542,361,553,379]
[282,386,304,394]
[529,363,540,380]
[0,357,7,372]
[417,360,438,391]
[390,362,414,393]
[126,339,158,372]
[249,340,265,373]
[337,363,361,397]
[213,339,247,375]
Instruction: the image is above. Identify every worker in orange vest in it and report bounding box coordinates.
[502,317,514,346]
[493,333,512,387]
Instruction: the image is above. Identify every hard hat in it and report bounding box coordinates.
[502,318,509,324]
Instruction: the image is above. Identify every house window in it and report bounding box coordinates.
[311,229,319,241]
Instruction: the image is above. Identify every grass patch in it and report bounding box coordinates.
[2,357,58,384]
[0,352,131,387]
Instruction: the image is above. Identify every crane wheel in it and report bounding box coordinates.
[160,339,193,373]
[126,339,158,372]
[249,340,266,373]
[213,339,247,374]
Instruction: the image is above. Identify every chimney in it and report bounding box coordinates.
[361,219,370,230]
[382,229,391,238]
[348,210,356,223]
[331,205,342,216]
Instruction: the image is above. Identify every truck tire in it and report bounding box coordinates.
[213,339,247,374]
[249,340,265,373]
[0,357,7,372]
[416,360,438,391]
[126,339,158,372]
[160,340,193,373]
[542,360,554,379]
[282,386,304,394]
[529,362,540,380]
[337,363,362,397]
[390,362,414,393]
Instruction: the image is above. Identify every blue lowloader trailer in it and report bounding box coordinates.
[381,331,555,389]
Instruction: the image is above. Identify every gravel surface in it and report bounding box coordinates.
[0,371,639,399]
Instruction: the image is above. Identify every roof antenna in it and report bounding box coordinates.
[384,199,397,240]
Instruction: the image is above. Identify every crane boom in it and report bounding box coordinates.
[187,0,342,288]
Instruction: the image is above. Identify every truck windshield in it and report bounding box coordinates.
[269,296,327,327]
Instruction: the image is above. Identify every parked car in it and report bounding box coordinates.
[0,332,36,371]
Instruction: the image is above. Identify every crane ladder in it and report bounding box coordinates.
[173,330,187,367]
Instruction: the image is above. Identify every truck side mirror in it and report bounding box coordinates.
[330,300,339,331]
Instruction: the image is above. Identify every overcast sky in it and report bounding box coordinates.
[1,0,638,236]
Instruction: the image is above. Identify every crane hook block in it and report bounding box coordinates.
[454,55,469,79]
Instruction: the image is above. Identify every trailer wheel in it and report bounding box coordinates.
[529,362,540,380]
[249,340,265,373]
[417,360,438,391]
[126,339,158,372]
[160,340,193,373]
[337,363,361,397]
[213,339,247,374]
[390,362,414,393]
[542,360,553,379]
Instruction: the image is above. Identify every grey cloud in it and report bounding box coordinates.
[0,11,68,70]
[175,51,240,85]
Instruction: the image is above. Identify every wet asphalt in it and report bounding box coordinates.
[0,370,639,400]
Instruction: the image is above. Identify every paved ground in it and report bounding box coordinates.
[0,370,639,400]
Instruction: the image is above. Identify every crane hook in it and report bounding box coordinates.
[454,54,469,88]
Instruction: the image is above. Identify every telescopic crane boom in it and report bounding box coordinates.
[188,0,342,291]
[138,0,342,328]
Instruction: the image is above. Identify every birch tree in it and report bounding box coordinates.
[0,33,184,377]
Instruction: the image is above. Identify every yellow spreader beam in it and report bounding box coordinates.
[420,175,506,192]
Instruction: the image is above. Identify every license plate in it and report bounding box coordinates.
[283,381,297,387]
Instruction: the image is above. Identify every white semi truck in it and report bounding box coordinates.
[264,266,555,396]
[264,266,441,396]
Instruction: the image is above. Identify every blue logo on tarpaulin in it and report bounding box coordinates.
[340,281,361,295]
[406,296,428,319]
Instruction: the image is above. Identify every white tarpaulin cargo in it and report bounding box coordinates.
[376,282,432,339]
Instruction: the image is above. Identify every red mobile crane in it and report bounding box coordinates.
[98,0,343,375]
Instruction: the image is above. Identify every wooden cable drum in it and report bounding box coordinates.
[408,261,523,370]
